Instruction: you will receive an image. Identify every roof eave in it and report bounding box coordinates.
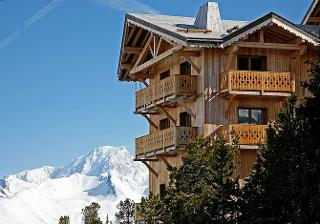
[302,0,319,25]
[223,12,319,48]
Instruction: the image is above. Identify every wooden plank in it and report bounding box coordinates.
[131,45,183,74]
[121,64,133,69]
[260,30,264,43]
[237,42,301,50]
[174,50,201,57]
[123,47,142,54]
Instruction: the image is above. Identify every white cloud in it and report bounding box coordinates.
[94,0,159,14]
[0,0,64,50]
[24,0,65,28]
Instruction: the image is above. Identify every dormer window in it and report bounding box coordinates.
[238,56,267,71]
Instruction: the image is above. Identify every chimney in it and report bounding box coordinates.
[194,2,223,33]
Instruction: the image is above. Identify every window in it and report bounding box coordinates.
[160,70,170,80]
[180,61,191,75]
[180,112,191,127]
[160,184,166,199]
[238,108,267,125]
[159,118,170,130]
[238,56,267,71]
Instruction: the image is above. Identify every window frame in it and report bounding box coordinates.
[237,55,267,71]
[238,107,268,125]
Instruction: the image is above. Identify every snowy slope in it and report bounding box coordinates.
[0,146,148,224]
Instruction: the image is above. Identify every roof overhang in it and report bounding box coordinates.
[117,12,319,81]
[223,13,319,48]
[302,0,320,25]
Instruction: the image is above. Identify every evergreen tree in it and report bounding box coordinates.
[114,198,135,224]
[82,202,103,224]
[139,137,240,224]
[58,215,70,224]
[240,55,320,223]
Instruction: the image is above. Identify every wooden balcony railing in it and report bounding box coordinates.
[136,127,197,157]
[220,70,295,94]
[136,75,197,111]
[218,124,268,145]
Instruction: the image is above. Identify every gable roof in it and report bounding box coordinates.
[126,12,319,48]
[118,3,320,81]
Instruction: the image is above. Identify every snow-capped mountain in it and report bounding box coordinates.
[0,146,148,224]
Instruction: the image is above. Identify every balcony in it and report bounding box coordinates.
[218,124,268,146]
[135,127,197,158]
[136,74,197,113]
[220,70,295,96]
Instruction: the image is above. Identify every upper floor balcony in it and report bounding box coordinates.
[220,70,295,97]
[135,75,197,113]
[218,124,268,147]
[135,127,197,158]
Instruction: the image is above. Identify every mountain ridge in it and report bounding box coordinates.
[0,146,148,224]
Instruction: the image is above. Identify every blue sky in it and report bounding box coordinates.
[0,0,312,177]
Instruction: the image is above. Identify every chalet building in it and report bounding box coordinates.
[117,0,320,213]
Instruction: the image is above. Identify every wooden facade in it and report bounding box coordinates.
[117,2,319,210]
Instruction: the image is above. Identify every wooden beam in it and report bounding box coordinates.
[158,106,177,125]
[184,56,201,74]
[140,113,158,129]
[155,37,162,56]
[124,47,142,54]
[308,17,320,23]
[134,158,159,162]
[224,95,235,119]
[121,64,133,69]
[158,156,173,170]
[149,45,155,58]
[137,78,149,87]
[131,45,183,74]
[133,33,154,69]
[291,45,308,58]
[176,100,196,120]
[237,42,302,50]
[141,161,158,177]
[125,27,136,46]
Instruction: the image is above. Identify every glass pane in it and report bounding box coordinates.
[238,57,249,70]
[239,109,250,124]
[251,57,262,71]
[251,109,262,124]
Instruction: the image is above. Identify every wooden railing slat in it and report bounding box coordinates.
[220,70,295,93]
[136,75,197,110]
[135,127,197,156]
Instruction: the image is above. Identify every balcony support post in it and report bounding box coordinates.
[140,113,158,129]
[158,106,177,125]
[141,161,158,177]
[158,155,173,170]
[183,56,201,74]
[224,95,236,119]
[177,100,196,120]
